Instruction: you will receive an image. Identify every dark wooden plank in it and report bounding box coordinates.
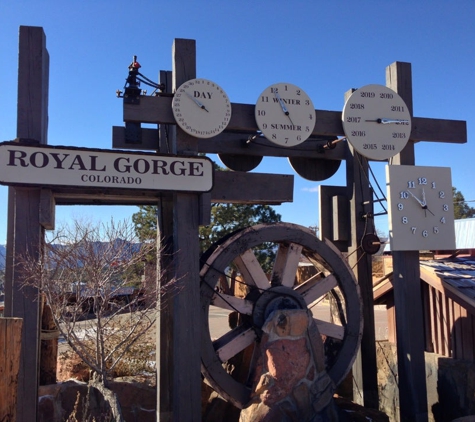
[4,26,49,422]
[124,96,467,144]
[157,38,202,422]
[318,185,349,253]
[212,171,293,204]
[388,61,429,422]
[112,125,348,160]
[453,302,463,359]
[51,170,293,206]
[345,99,379,408]
[39,189,55,230]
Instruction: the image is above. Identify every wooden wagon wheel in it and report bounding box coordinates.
[200,222,362,409]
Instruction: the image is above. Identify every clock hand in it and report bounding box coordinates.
[406,190,425,207]
[275,91,295,126]
[186,92,209,112]
[365,118,410,124]
[419,188,435,216]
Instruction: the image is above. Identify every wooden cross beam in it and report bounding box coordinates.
[116,93,466,153]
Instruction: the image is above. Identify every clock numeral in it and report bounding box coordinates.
[257,110,266,116]
[422,230,429,237]
[439,191,445,198]
[272,134,277,140]
[309,114,313,120]
[271,87,278,94]
[397,203,404,211]
[407,181,415,189]
[261,96,269,103]
[402,216,408,224]
[440,217,446,224]
[400,191,409,199]
[431,182,436,189]
[305,100,310,105]
[433,227,439,234]
[411,227,417,234]
[443,204,449,212]
[418,177,427,185]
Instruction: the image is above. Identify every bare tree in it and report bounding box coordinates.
[19,218,175,420]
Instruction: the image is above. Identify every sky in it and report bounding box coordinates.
[1,1,474,245]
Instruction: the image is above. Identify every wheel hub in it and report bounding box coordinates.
[252,285,307,329]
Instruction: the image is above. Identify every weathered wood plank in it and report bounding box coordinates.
[389,61,429,422]
[40,189,55,230]
[211,171,293,204]
[5,26,49,422]
[112,125,348,160]
[0,318,23,422]
[234,250,270,291]
[271,243,303,287]
[345,87,379,409]
[51,170,293,206]
[124,96,467,144]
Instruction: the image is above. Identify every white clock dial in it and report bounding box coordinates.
[172,78,232,138]
[255,83,316,147]
[386,165,456,251]
[342,84,412,160]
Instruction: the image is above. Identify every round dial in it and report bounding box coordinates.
[255,83,316,147]
[172,78,232,138]
[342,84,412,160]
[386,165,456,251]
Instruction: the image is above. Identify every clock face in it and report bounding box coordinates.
[386,165,456,251]
[342,84,412,160]
[172,78,232,138]
[255,83,316,147]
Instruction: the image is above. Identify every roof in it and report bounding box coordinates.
[374,257,475,315]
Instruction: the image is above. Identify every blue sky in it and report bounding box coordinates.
[1,1,474,244]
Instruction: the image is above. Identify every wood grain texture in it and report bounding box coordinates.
[0,318,23,422]
[123,96,467,144]
[388,61,429,422]
[5,26,49,422]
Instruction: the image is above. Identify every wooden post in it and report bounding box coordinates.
[345,91,379,409]
[388,61,429,422]
[156,39,202,421]
[0,318,23,421]
[4,26,49,421]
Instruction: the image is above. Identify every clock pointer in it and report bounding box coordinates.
[275,91,295,126]
[421,188,435,217]
[365,118,410,125]
[406,189,435,216]
[185,92,209,112]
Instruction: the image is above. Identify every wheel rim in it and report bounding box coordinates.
[200,222,362,409]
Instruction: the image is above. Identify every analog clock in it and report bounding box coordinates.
[255,83,316,147]
[172,78,232,138]
[386,165,456,251]
[342,84,412,160]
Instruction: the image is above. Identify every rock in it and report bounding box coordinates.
[38,379,156,422]
[57,350,90,382]
[239,309,337,422]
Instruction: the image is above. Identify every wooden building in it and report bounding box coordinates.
[373,218,475,360]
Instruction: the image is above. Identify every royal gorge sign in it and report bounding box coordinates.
[0,142,213,192]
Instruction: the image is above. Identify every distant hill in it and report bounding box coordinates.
[0,244,5,270]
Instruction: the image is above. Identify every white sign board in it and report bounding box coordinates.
[0,142,213,192]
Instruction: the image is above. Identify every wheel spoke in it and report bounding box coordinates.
[314,318,344,340]
[234,249,269,290]
[213,324,257,362]
[271,242,303,287]
[300,274,338,306]
[211,292,254,315]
